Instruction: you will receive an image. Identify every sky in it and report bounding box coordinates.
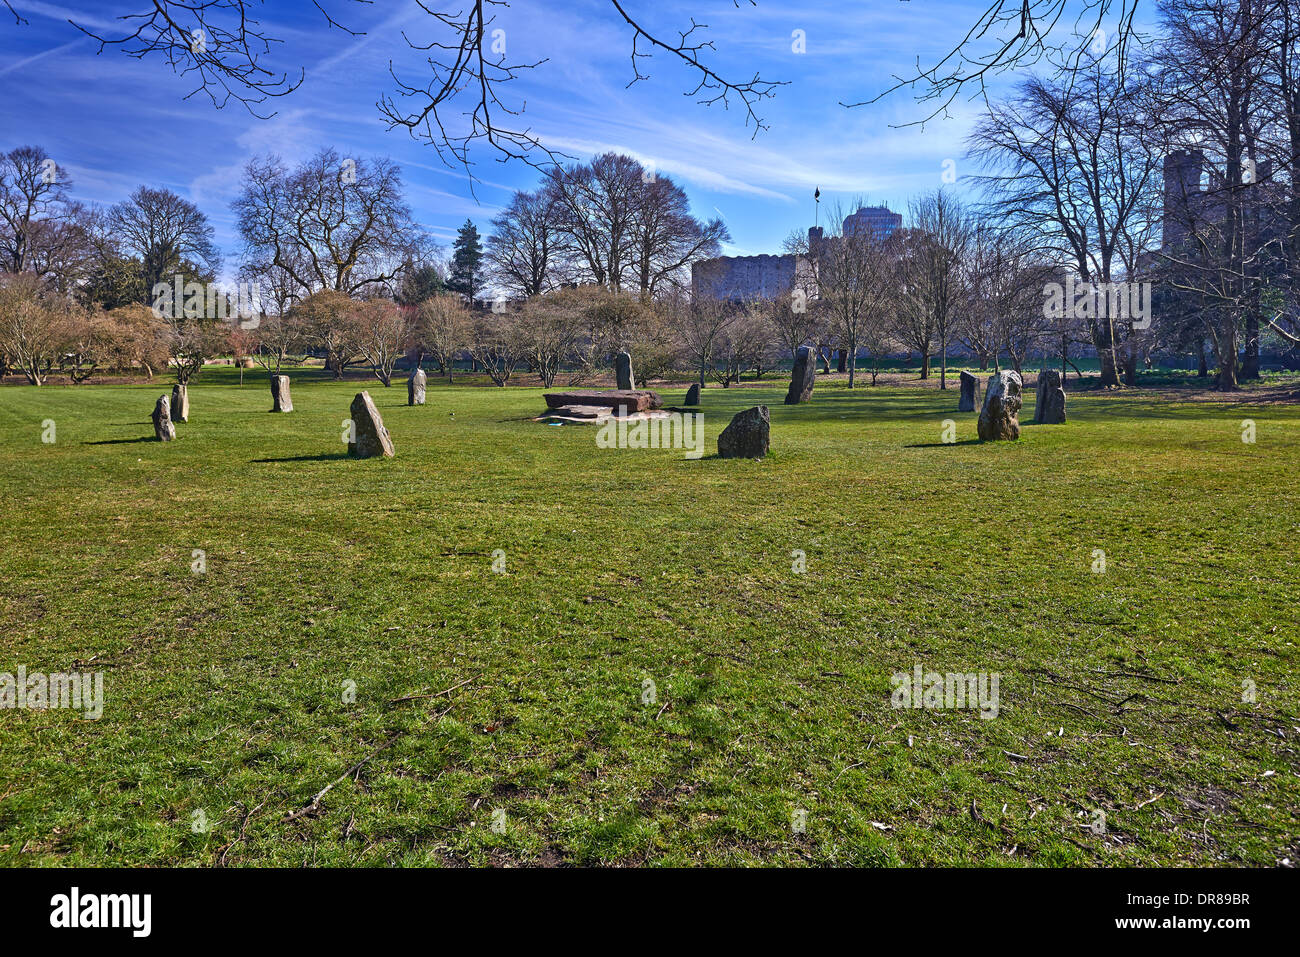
[0,1,1111,280]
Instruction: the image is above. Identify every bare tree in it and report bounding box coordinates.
[234,149,425,301]
[108,186,220,297]
[627,173,728,297]
[247,311,298,377]
[815,201,899,388]
[767,289,823,359]
[0,146,76,276]
[969,56,1162,387]
[0,272,69,384]
[518,290,589,387]
[103,304,170,379]
[290,289,361,379]
[904,190,973,389]
[165,313,230,385]
[1152,0,1277,389]
[415,293,472,382]
[485,188,564,298]
[353,299,414,386]
[469,309,527,386]
[672,293,736,389]
[545,154,642,291]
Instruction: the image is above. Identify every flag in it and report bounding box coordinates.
[814,188,821,201]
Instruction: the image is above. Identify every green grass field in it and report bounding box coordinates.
[0,368,1296,866]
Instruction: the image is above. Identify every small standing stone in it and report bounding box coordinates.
[717,405,770,459]
[785,346,816,404]
[348,391,395,459]
[685,383,701,406]
[977,370,1023,441]
[271,375,293,413]
[408,366,427,406]
[615,351,636,391]
[152,394,176,442]
[170,383,189,422]
[958,371,980,413]
[1034,368,1067,424]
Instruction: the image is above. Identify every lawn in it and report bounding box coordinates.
[0,368,1296,866]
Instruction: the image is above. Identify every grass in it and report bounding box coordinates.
[0,367,1297,867]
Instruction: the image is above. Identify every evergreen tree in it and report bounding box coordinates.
[397,261,445,305]
[447,219,483,304]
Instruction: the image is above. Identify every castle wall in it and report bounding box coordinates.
[691,254,798,301]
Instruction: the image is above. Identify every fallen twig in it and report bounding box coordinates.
[390,676,475,704]
[284,697,462,823]
[216,801,264,867]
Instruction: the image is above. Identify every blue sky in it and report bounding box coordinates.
[0,1,1095,278]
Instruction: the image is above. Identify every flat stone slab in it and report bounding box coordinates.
[536,406,674,425]
[542,389,662,413]
[545,404,608,420]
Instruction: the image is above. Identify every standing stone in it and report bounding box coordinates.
[1034,368,1067,424]
[615,351,636,391]
[407,366,427,406]
[784,346,816,404]
[348,391,395,459]
[958,371,980,413]
[685,383,701,406]
[152,395,176,442]
[717,405,770,459]
[270,375,293,413]
[170,383,189,422]
[977,370,1023,441]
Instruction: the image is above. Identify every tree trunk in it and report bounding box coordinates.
[1123,347,1138,387]
[1215,318,1239,391]
[919,352,931,379]
[1243,310,1260,379]
[1093,319,1121,387]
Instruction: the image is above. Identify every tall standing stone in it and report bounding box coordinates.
[152,395,176,442]
[977,370,1023,441]
[348,391,395,459]
[271,375,293,413]
[1033,368,1067,424]
[784,346,816,404]
[685,383,701,406]
[958,371,980,413]
[717,406,770,459]
[408,366,427,406]
[170,383,189,422]
[615,351,636,391]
